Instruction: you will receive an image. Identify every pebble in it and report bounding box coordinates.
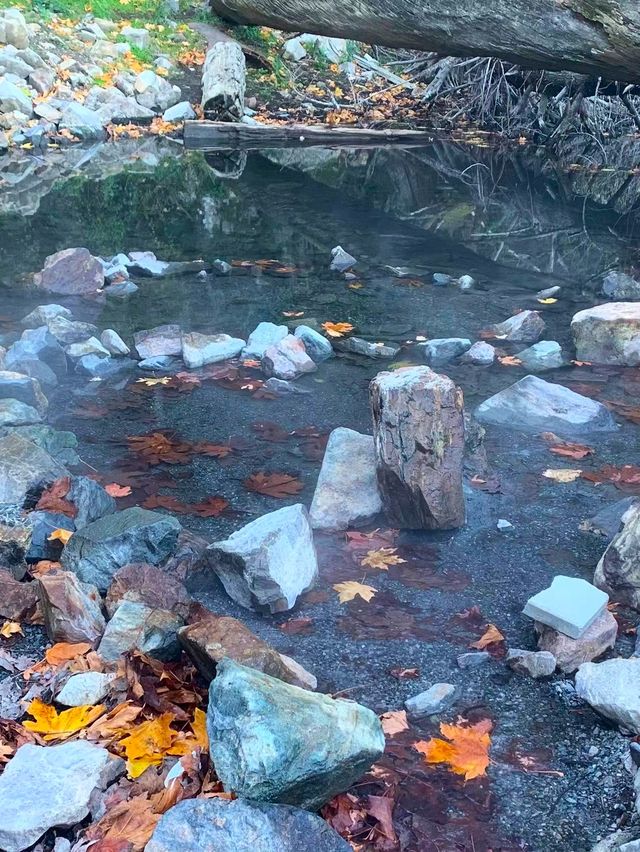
[405,683,457,718]
[457,651,490,668]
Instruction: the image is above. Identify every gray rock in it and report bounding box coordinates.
[0,370,47,415]
[125,251,169,276]
[0,425,78,467]
[75,355,136,379]
[572,303,640,366]
[0,79,31,115]
[33,248,104,296]
[523,575,608,638]
[60,507,181,591]
[334,336,400,359]
[98,600,184,662]
[13,359,58,390]
[457,651,490,668]
[182,332,245,369]
[25,511,74,562]
[0,399,41,426]
[516,340,564,371]
[38,569,105,645]
[29,67,55,94]
[491,310,546,342]
[0,48,32,78]
[137,355,181,371]
[506,648,556,678]
[105,562,191,619]
[460,341,496,365]
[134,70,180,111]
[242,322,288,359]
[575,658,640,733]
[475,375,617,437]
[594,502,640,608]
[535,610,617,673]
[299,34,348,62]
[370,366,465,530]
[0,9,29,49]
[283,37,308,61]
[213,259,232,274]
[46,317,99,344]
[433,273,453,286]
[602,271,640,301]
[309,427,381,530]
[330,245,357,272]
[99,329,130,356]
[146,798,350,852]
[58,102,105,140]
[208,659,385,809]
[0,741,115,852]
[120,26,150,48]
[134,324,182,359]
[105,281,138,300]
[535,285,561,300]
[262,335,317,380]
[263,378,311,396]
[294,325,333,362]
[34,102,61,122]
[4,327,66,376]
[65,337,111,361]
[84,85,154,122]
[163,100,196,121]
[56,671,116,706]
[405,683,457,718]
[419,337,471,365]
[21,305,71,329]
[207,504,318,614]
[585,497,639,542]
[67,475,116,529]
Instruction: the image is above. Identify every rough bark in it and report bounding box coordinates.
[369,366,465,530]
[208,0,640,83]
[201,41,246,119]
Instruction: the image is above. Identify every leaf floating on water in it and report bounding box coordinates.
[537,297,558,304]
[322,321,355,338]
[333,581,378,603]
[48,528,73,544]
[415,718,493,780]
[360,547,406,571]
[245,472,303,498]
[189,496,230,518]
[136,376,172,387]
[380,710,409,736]
[23,698,105,741]
[542,468,583,483]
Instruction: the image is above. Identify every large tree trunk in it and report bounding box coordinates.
[208,0,640,83]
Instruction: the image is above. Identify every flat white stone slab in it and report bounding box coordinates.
[523,575,608,639]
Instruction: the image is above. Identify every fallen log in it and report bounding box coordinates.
[184,120,435,149]
[201,41,246,120]
[208,0,640,83]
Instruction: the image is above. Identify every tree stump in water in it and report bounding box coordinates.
[370,366,465,530]
[201,41,246,120]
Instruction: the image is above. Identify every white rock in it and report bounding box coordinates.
[182,332,245,369]
[21,304,71,328]
[262,335,316,380]
[100,329,130,356]
[120,26,150,49]
[0,79,31,115]
[0,9,29,49]
[163,100,196,122]
[491,310,545,342]
[575,658,640,733]
[523,575,608,639]
[283,37,307,61]
[242,322,288,359]
[65,337,110,360]
[56,671,116,706]
[461,341,495,366]
[572,302,640,366]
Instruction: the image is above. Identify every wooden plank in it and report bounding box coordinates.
[183,121,435,150]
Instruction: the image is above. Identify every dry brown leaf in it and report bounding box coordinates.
[360,547,406,571]
[90,794,161,851]
[244,472,303,498]
[46,642,92,667]
[415,718,493,780]
[470,623,505,650]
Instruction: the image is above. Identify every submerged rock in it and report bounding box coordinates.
[330,245,357,272]
[46,317,99,345]
[294,325,333,362]
[516,340,564,371]
[64,337,110,361]
[602,271,640,301]
[419,338,471,366]
[33,247,103,296]
[491,310,545,342]
[98,600,183,662]
[67,475,116,528]
[309,427,382,531]
[594,502,640,608]
[535,610,617,673]
[333,336,400,359]
[262,335,316,380]
[146,798,350,852]
[20,304,71,329]
[0,399,41,427]
[572,303,640,366]
[207,504,317,614]
[0,433,67,505]
[0,370,47,415]
[207,659,385,809]
[61,507,181,591]
[370,366,465,530]
[460,341,496,366]
[5,326,66,377]
[134,324,182,360]
[38,570,105,645]
[242,322,288,359]
[475,375,616,437]
[575,658,640,733]
[100,329,129,356]
[182,332,245,369]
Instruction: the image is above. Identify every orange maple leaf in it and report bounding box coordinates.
[415,719,493,780]
[322,321,354,338]
[470,623,505,650]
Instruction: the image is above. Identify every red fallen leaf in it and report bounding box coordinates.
[252,421,291,442]
[245,472,303,498]
[549,443,593,460]
[366,795,396,842]
[581,464,640,490]
[142,494,192,513]
[389,666,420,679]
[189,497,230,517]
[104,483,133,498]
[345,529,399,551]
[191,442,233,458]
[173,372,201,387]
[469,474,501,493]
[279,616,314,635]
[127,433,193,466]
[35,477,77,518]
[604,400,640,425]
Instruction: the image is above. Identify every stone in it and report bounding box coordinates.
[457,651,490,668]
[575,658,640,733]
[474,375,616,437]
[333,336,400,359]
[0,48,32,79]
[25,510,74,563]
[126,251,170,277]
[98,600,184,662]
[0,370,47,415]
[419,338,472,366]
[120,25,150,48]
[523,575,609,639]
[34,102,61,122]
[21,304,70,329]
[38,570,105,645]
[208,659,385,809]
[137,355,180,371]
[0,399,40,426]
[433,273,453,286]
[516,340,564,371]
[65,337,111,361]
[309,427,382,531]
[594,502,640,608]
[405,683,457,718]
[370,366,465,530]
[213,259,232,274]
[105,562,190,618]
[0,79,31,114]
[67,475,115,531]
[293,325,333,362]
[572,303,640,366]
[179,614,299,684]
[10,359,57,391]
[60,507,181,591]
[207,504,318,614]
[0,568,38,620]
[182,332,245,368]
[330,245,357,272]
[0,9,29,49]
[534,609,617,673]
[46,317,99,345]
[460,340,496,365]
[262,335,317,380]
[56,671,116,707]
[585,497,639,542]
[58,102,105,141]
[134,324,182,359]
[0,524,30,579]
[263,378,311,395]
[134,70,180,111]
[6,323,68,374]
[29,67,55,94]
[33,248,104,296]
[84,85,154,123]
[278,653,317,690]
[491,310,545,342]
[602,271,640,301]
[283,36,307,61]
[146,798,350,852]
[0,426,77,469]
[242,322,288,359]
[0,433,67,505]
[0,741,115,852]
[299,34,348,62]
[75,355,136,379]
[163,100,196,121]
[506,648,556,678]
[105,281,138,300]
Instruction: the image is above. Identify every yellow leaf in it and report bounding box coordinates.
[322,321,354,338]
[118,713,177,778]
[542,468,583,483]
[470,623,504,650]
[537,298,558,304]
[360,547,406,571]
[415,719,492,781]
[0,621,23,639]
[48,528,73,544]
[169,708,209,756]
[333,580,377,603]
[23,698,105,741]
[136,377,171,387]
